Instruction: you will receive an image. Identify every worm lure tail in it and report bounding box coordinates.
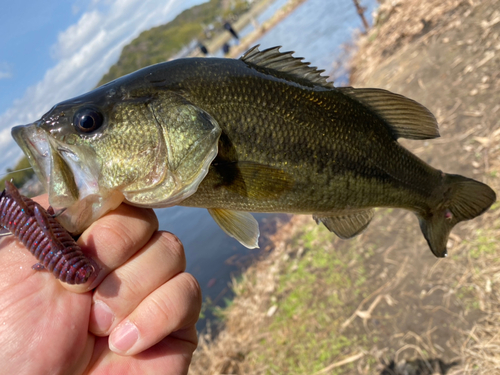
[0,181,97,285]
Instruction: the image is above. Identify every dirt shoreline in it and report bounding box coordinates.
[189,0,500,373]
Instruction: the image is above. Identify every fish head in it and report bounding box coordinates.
[12,77,221,233]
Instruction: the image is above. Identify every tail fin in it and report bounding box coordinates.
[418,174,496,257]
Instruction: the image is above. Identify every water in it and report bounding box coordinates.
[213,0,291,56]
[255,0,379,84]
[238,0,291,37]
[156,0,379,331]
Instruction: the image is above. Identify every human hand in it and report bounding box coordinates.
[0,196,201,375]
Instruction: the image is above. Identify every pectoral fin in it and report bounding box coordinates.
[313,209,374,239]
[214,161,294,199]
[208,208,260,249]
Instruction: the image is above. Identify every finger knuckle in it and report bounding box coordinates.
[120,205,159,232]
[119,271,148,301]
[163,231,184,249]
[181,273,202,311]
[93,221,136,258]
[157,231,186,270]
[148,294,173,323]
[143,208,159,230]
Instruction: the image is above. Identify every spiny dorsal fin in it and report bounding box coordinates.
[339,87,439,140]
[240,45,333,88]
[313,209,374,239]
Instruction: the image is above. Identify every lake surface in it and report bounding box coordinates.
[156,0,379,331]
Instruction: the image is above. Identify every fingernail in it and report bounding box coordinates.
[110,321,139,353]
[91,301,114,334]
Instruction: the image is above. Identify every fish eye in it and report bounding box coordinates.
[73,108,104,133]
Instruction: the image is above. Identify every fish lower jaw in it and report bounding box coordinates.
[11,124,51,191]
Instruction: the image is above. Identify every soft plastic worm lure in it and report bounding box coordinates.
[0,181,97,284]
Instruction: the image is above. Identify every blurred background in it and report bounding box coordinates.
[2,0,499,373]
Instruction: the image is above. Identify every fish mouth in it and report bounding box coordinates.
[12,124,51,192]
[12,123,80,208]
[11,123,124,234]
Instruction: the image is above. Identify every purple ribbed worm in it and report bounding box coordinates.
[0,181,98,285]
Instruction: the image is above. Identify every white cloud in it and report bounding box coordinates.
[0,0,206,168]
[0,62,12,80]
[52,11,103,60]
[0,71,12,80]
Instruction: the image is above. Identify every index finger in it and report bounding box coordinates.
[67,203,159,293]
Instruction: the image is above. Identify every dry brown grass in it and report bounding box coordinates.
[449,143,500,374]
[351,0,474,83]
[353,1,500,371]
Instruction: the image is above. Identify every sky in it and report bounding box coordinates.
[0,0,207,170]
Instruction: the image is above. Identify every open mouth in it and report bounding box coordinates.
[12,123,85,209]
[11,124,51,192]
[11,123,125,235]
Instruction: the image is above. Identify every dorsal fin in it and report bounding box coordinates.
[339,87,439,140]
[240,45,333,88]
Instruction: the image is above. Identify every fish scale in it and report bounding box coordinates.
[182,76,433,210]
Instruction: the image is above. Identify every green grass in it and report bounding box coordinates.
[489,201,500,211]
[465,228,499,259]
[245,222,375,374]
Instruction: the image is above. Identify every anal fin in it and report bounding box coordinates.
[208,208,260,249]
[313,209,374,239]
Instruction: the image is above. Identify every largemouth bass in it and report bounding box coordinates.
[12,46,495,257]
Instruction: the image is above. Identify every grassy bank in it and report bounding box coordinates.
[191,216,379,374]
[189,0,500,373]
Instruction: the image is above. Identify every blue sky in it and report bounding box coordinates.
[0,0,207,170]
